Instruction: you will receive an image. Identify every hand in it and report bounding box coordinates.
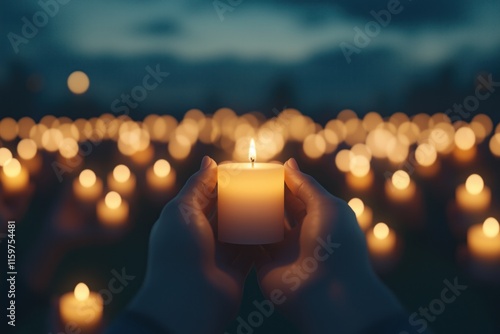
[255,158,403,334]
[129,156,253,333]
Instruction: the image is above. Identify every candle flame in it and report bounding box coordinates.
[3,158,21,178]
[113,164,131,183]
[74,283,90,301]
[348,198,364,218]
[392,170,410,190]
[483,217,499,238]
[373,222,389,240]
[249,138,256,163]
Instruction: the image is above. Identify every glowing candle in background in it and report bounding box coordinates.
[453,127,476,162]
[59,283,103,331]
[0,147,13,166]
[345,155,374,191]
[367,222,397,258]
[218,139,284,244]
[108,164,136,197]
[0,158,29,194]
[348,197,372,231]
[455,174,491,212]
[97,191,129,227]
[467,217,500,261]
[17,138,42,173]
[385,170,416,202]
[415,143,439,176]
[146,159,176,192]
[73,170,103,203]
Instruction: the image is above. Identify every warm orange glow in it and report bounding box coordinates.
[483,217,499,238]
[3,158,21,177]
[59,138,79,158]
[454,127,475,150]
[465,174,484,195]
[67,71,90,94]
[0,147,13,166]
[348,198,364,217]
[335,149,354,173]
[349,155,370,177]
[392,170,410,190]
[0,117,18,141]
[113,165,131,183]
[105,191,122,209]
[153,159,171,178]
[79,169,96,188]
[373,223,390,240]
[415,143,437,167]
[17,139,38,160]
[249,138,256,162]
[74,283,90,301]
[490,133,500,157]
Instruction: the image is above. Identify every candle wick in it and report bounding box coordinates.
[250,157,255,167]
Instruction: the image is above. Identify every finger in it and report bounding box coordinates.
[284,158,330,210]
[176,156,217,214]
[284,185,306,227]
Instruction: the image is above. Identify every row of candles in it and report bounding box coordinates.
[1,111,500,332]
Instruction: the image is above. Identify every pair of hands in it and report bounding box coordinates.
[130,157,402,334]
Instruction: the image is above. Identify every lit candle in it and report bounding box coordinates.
[467,217,500,261]
[73,170,103,202]
[59,283,103,331]
[107,164,136,196]
[455,174,491,212]
[146,159,176,192]
[366,222,397,257]
[97,191,129,227]
[0,158,29,194]
[348,197,372,231]
[345,155,374,191]
[218,139,284,244]
[385,170,416,202]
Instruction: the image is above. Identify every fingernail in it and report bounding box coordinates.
[286,158,300,171]
[200,156,212,170]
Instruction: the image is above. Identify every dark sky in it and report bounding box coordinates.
[1,0,500,118]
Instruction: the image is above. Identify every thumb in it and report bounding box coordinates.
[176,156,217,213]
[284,158,330,210]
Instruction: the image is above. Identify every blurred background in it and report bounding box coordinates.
[1,0,500,333]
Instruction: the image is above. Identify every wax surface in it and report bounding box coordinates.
[59,292,103,330]
[218,163,284,244]
[467,224,500,261]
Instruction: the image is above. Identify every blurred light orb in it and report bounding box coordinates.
[348,198,364,217]
[105,191,122,209]
[0,117,18,141]
[79,169,96,188]
[74,283,90,301]
[67,71,90,94]
[17,139,38,160]
[373,222,390,240]
[349,155,370,177]
[415,143,437,167]
[3,158,21,177]
[154,159,171,178]
[335,149,354,173]
[113,165,131,183]
[483,217,499,238]
[303,134,326,159]
[392,170,410,190]
[0,147,13,166]
[489,133,500,157]
[465,174,484,195]
[454,127,475,150]
[58,138,79,158]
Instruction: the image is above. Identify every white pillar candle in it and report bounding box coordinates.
[218,139,284,244]
[73,169,103,203]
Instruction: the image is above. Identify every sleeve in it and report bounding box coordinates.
[105,310,172,334]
